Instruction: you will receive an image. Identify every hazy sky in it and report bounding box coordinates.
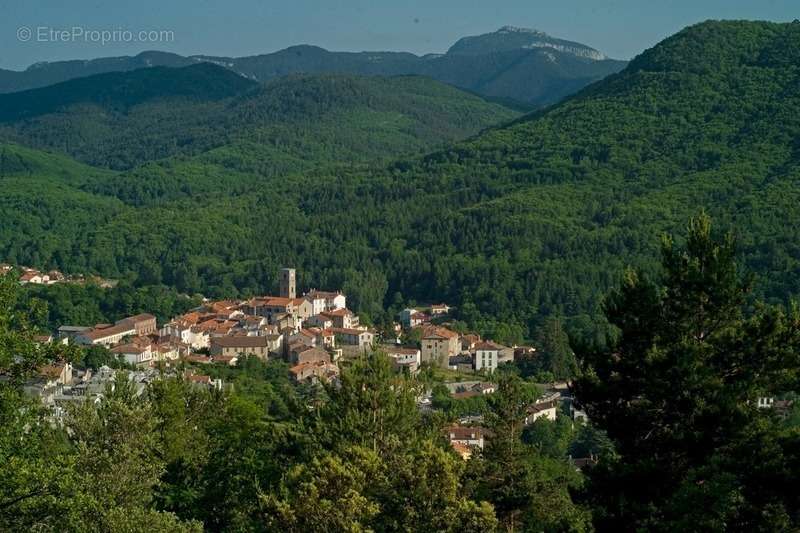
[1,0,796,70]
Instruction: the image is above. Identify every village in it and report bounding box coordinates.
[19,267,589,462]
[0,262,118,287]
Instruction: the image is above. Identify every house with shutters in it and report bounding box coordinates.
[446,426,486,450]
[111,342,153,367]
[473,341,503,373]
[321,308,358,329]
[331,327,374,350]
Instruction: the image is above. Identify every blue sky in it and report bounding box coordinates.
[1,0,796,70]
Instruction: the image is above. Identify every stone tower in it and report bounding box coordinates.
[279,268,296,299]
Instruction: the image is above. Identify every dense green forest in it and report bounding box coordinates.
[0,67,520,170]
[1,20,799,346]
[3,216,800,531]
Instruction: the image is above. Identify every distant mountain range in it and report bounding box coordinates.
[0,27,626,106]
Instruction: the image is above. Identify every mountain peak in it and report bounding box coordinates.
[497,25,548,36]
[447,26,608,60]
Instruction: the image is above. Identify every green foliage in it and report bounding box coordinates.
[431,382,492,418]
[522,415,575,459]
[469,374,591,531]
[574,214,800,530]
[522,317,579,380]
[0,71,519,171]
[315,352,422,453]
[2,22,799,342]
[567,423,615,461]
[16,282,200,331]
[3,19,800,532]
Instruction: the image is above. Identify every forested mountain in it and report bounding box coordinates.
[0,63,257,121]
[1,20,799,344]
[0,50,194,93]
[0,27,626,106]
[0,67,520,169]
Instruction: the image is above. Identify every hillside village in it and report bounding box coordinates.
[18,266,586,461]
[0,262,117,287]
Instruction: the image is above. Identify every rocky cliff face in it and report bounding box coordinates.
[447,26,608,60]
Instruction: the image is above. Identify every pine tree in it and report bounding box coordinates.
[575,214,800,530]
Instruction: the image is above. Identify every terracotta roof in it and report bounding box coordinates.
[264,297,293,307]
[211,336,268,348]
[422,326,459,340]
[121,313,156,324]
[474,341,503,351]
[322,308,352,317]
[111,343,149,355]
[208,300,240,311]
[528,400,559,413]
[306,290,341,299]
[80,322,136,341]
[447,426,486,440]
[296,346,330,359]
[289,360,340,378]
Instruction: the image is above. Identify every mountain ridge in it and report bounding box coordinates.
[0,66,521,170]
[0,27,626,106]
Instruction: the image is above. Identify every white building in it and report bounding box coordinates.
[525,400,559,424]
[111,343,153,367]
[160,321,209,350]
[474,341,501,373]
[74,322,137,346]
[305,290,346,315]
[385,346,421,373]
[447,426,486,449]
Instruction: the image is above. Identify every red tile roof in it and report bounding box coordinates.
[322,308,352,317]
[447,426,486,440]
[211,336,268,348]
[474,341,503,351]
[422,326,459,340]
